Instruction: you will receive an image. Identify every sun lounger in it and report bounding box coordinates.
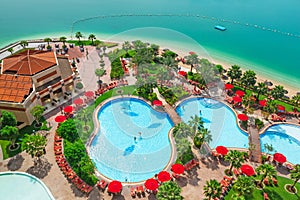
[272,177,278,185]
[130,187,136,198]
[263,192,269,200]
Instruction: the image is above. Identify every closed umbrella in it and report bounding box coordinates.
[108,180,122,193]
[158,171,171,183]
[144,178,159,191]
[216,146,228,156]
[171,163,185,174]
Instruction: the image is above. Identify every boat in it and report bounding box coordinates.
[214,25,226,31]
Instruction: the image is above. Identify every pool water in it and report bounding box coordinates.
[89,98,173,182]
[0,172,54,200]
[260,124,300,164]
[176,98,248,149]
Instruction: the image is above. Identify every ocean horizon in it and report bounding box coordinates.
[1,0,299,90]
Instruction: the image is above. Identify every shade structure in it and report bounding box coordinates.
[171,163,185,174]
[235,90,245,97]
[259,99,267,107]
[144,178,159,191]
[55,115,66,123]
[240,164,255,176]
[153,100,163,106]
[277,105,285,111]
[73,98,84,105]
[158,171,171,183]
[238,114,249,121]
[216,146,228,156]
[225,83,234,90]
[189,51,195,55]
[108,181,122,193]
[273,153,287,164]
[178,71,187,76]
[233,96,242,103]
[63,106,73,113]
[84,91,94,98]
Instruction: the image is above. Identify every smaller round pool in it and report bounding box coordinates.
[0,171,55,200]
[260,124,300,164]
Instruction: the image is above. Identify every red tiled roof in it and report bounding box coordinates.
[0,74,33,103]
[2,50,57,75]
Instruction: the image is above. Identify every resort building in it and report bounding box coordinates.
[0,49,75,128]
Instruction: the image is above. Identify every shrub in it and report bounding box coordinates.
[255,118,264,130]
[57,119,79,142]
[76,82,83,89]
[110,58,124,79]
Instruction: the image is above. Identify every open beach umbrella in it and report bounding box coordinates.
[233,96,242,103]
[240,164,255,176]
[84,91,94,98]
[158,171,171,183]
[171,163,185,174]
[108,180,122,193]
[277,105,285,112]
[153,100,163,106]
[259,99,267,107]
[73,98,84,105]
[63,106,73,113]
[144,178,159,191]
[189,51,195,55]
[273,153,286,164]
[238,114,249,121]
[55,115,66,123]
[216,146,228,156]
[225,83,234,90]
[235,90,245,97]
[178,71,187,77]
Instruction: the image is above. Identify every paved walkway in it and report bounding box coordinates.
[248,125,262,163]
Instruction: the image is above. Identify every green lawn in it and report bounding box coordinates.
[0,140,21,159]
[66,40,117,48]
[225,176,300,200]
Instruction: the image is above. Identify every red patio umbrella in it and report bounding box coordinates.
[153,100,163,106]
[259,99,267,107]
[225,83,234,90]
[55,115,66,123]
[108,180,122,193]
[178,71,187,76]
[144,178,159,191]
[84,91,94,98]
[277,105,285,112]
[63,106,73,113]
[189,51,195,55]
[216,146,228,156]
[238,114,249,121]
[240,164,255,176]
[171,163,185,174]
[235,90,245,97]
[73,98,84,105]
[233,96,242,103]
[158,171,171,183]
[273,153,286,164]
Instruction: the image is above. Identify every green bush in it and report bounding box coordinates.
[255,118,264,130]
[110,58,124,79]
[76,82,83,89]
[57,119,79,142]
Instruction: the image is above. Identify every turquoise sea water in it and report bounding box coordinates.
[1,0,300,87]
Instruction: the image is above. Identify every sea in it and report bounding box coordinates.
[1,0,300,89]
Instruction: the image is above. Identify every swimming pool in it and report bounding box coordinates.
[260,124,300,164]
[0,171,55,200]
[176,97,248,149]
[89,98,173,182]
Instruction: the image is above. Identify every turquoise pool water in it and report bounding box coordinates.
[176,97,248,149]
[260,124,300,164]
[0,172,54,200]
[89,98,173,182]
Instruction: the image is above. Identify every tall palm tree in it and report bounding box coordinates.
[173,122,193,141]
[255,82,268,101]
[203,179,222,200]
[262,100,277,120]
[290,164,300,192]
[44,38,52,46]
[88,34,96,45]
[163,56,177,71]
[292,95,300,107]
[256,163,277,187]
[156,181,183,200]
[176,138,191,158]
[227,65,242,84]
[132,40,146,50]
[242,92,255,114]
[20,40,28,49]
[95,68,106,89]
[241,70,257,90]
[75,32,83,42]
[185,53,199,72]
[7,47,14,54]
[215,64,225,76]
[232,175,255,199]
[271,85,285,100]
[224,150,245,174]
[59,36,67,47]
[188,115,204,135]
[150,43,160,55]
[194,127,212,149]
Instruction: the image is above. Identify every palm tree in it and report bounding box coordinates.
[59,36,67,47]
[232,175,255,199]
[95,68,106,88]
[173,122,193,141]
[194,127,212,149]
[292,95,300,107]
[156,181,183,200]
[256,163,277,187]
[262,100,277,120]
[150,43,160,55]
[271,85,285,100]
[289,164,300,192]
[44,37,52,46]
[224,150,245,175]
[0,126,19,149]
[255,82,268,101]
[163,56,177,71]
[242,92,255,114]
[185,53,199,72]
[7,47,14,54]
[75,32,83,42]
[20,40,28,49]
[241,70,257,90]
[227,65,242,84]
[132,40,147,50]
[188,115,204,135]
[88,34,96,45]
[122,41,132,52]
[176,138,191,159]
[203,179,222,200]
[215,64,225,76]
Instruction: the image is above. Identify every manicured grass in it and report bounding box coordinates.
[66,40,117,48]
[225,176,300,200]
[0,140,21,159]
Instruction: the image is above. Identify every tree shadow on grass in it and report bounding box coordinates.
[7,154,24,171]
[263,188,284,200]
[276,165,290,176]
[26,157,52,179]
